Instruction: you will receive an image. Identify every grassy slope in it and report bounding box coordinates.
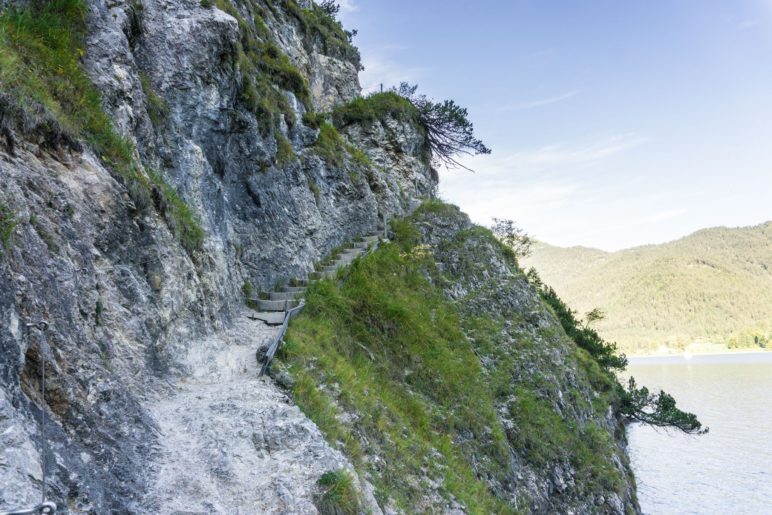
[0,0,204,253]
[523,222,772,353]
[276,202,634,513]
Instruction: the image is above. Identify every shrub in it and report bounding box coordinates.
[302,111,328,129]
[331,92,418,128]
[284,0,361,69]
[491,218,532,260]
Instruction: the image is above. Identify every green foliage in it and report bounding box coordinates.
[618,377,707,434]
[524,222,772,354]
[491,218,532,261]
[0,0,128,162]
[140,72,169,128]
[216,0,310,131]
[0,202,18,253]
[313,123,346,167]
[146,170,205,254]
[526,268,705,434]
[302,111,328,129]
[281,228,512,512]
[393,83,491,170]
[274,131,296,166]
[200,0,213,8]
[282,0,361,69]
[0,0,204,254]
[508,388,624,492]
[315,470,361,515]
[539,286,628,370]
[331,92,418,128]
[242,280,256,306]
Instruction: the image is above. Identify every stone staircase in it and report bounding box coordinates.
[249,232,382,325]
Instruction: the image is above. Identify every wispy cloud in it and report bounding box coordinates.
[450,133,647,180]
[337,0,358,13]
[501,90,579,112]
[359,55,426,93]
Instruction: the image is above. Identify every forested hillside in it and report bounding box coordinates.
[523,222,772,354]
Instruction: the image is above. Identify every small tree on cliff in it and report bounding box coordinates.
[619,378,707,434]
[526,269,707,435]
[491,218,533,259]
[394,83,491,171]
[318,1,340,18]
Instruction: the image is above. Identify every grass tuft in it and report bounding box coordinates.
[315,470,361,515]
[0,202,18,253]
[332,92,418,128]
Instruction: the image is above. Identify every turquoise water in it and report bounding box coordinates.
[626,352,772,514]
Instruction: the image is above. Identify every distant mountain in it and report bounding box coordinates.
[523,222,772,354]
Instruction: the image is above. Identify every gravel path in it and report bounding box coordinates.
[140,312,371,514]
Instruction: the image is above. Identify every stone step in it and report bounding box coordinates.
[338,249,362,258]
[254,298,301,312]
[248,311,286,325]
[281,285,307,293]
[266,291,302,301]
[308,271,324,281]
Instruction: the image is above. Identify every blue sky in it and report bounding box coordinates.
[339,0,772,251]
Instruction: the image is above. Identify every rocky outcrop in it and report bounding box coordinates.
[414,206,639,514]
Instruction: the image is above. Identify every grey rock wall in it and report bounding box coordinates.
[0,0,435,512]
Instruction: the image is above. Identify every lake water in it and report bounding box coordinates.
[626,352,772,515]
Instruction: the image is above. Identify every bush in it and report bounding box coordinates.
[331,92,418,128]
[540,285,628,370]
[284,0,361,69]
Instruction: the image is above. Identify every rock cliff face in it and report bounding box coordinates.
[1,0,432,512]
[0,1,636,513]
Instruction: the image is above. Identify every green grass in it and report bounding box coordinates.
[313,123,347,167]
[274,131,297,166]
[0,202,18,253]
[0,0,205,254]
[280,220,513,512]
[278,202,637,510]
[332,92,418,128]
[140,72,169,128]
[281,0,361,68]
[146,170,205,254]
[315,470,361,515]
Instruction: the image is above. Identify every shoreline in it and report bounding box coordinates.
[627,348,769,359]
